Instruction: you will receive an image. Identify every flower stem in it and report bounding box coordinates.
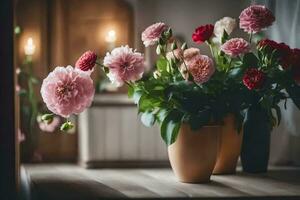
[96,61,105,67]
[249,31,253,44]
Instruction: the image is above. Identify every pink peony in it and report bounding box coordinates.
[39,116,60,133]
[239,5,275,33]
[142,22,167,47]
[221,38,250,57]
[186,54,215,84]
[103,46,145,86]
[41,66,95,118]
[75,51,97,72]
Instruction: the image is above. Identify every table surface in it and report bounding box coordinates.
[24,164,300,200]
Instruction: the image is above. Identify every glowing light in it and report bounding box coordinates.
[105,30,117,43]
[24,37,36,56]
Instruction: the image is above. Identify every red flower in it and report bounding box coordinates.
[192,24,214,44]
[75,51,97,71]
[258,39,290,56]
[257,39,292,68]
[257,39,279,50]
[243,68,266,90]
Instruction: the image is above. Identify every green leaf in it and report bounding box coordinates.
[156,58,168,72]
[141,111,156,127]
[160,110,182,145]
[133,89,143,104]
[157,109,168,123]
[221,30,229,44]
[138,94,161,112]
[127,85,134,98]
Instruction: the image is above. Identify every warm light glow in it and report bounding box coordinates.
[105,30,117,43]
[24,37,36,56]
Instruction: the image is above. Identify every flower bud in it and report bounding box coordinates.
[164,28,173,39]
[75,51,97,71]
[60,121,74,132]
[181,43,188,50]
[156,45,164,55]
[171,42,177,50]
[41,114,54,124]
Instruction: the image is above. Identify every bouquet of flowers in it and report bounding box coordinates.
[40,5,300,146]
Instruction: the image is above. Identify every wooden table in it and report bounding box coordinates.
[24,164,300,200]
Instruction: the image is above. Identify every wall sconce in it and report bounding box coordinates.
[24,37,36,56]
[105,30,117,51]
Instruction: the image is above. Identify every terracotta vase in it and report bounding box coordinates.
[168,123,220,183]
[213,114,243,175]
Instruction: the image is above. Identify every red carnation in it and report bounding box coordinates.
[257,39,292,68]
[75,51,97,71]
[192,24,214,44]
[257,39,279,51]
[243,68,266,90]
[258,39,290,56]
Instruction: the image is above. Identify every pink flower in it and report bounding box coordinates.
[39,116,60,132]
[183,48,201,61]
[186,54,215,84]
[239,5,275,33]
[142,22,167,47]
[75,51,97,72]
[40,66,95,118]
[166,49,183,60]
[103,46,145,86]
[221,38,250,57]
[178,48,201,80]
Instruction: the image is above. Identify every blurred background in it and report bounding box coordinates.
[14,0,300,167]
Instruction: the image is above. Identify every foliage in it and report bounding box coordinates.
[125,27,299,145]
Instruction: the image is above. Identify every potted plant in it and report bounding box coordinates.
[39,4,300,182]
